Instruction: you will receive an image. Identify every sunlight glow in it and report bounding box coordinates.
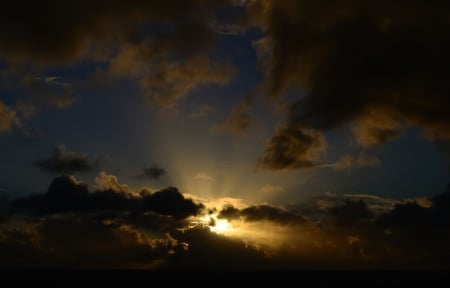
[210,219,231,234]
[196,214,238,236]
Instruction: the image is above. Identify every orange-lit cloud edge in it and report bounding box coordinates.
[2,172,449,269]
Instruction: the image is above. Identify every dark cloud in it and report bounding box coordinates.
[0,1,230,64]
[246,0,450,169]
[0,1,237,111]
[134,164,167,181]
[166,226,272,269]
[217,204,241,220]
[34,145,94,174]
[218,204,305,225]
[5,180,450,269]
[105,30,237,108]
[378,184,450,228]
[142,187,204,219]
[322,200,374,227]
[12,175,92,215]
[0,216,181,269]
[376,201,431,228]
[256,125,327,170]
[11,174,203,219]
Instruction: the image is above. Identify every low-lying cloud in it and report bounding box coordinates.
[134,165,167,181]
[3,174,450,269]
[34,145,94,174]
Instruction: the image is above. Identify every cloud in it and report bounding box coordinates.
[377,184,450,228]
[35,76,71,87]
[245,0,450,168]
[259,184,284,194]
[5,177,450,269]
[142,187,204,219]
[0,1,238,112]
[0,101,21,133]
[12,174,203,219]
[134,165,167,181]
[256,125,327,170]
[344,193,433,215]
[139,56,236,109]
[218,94,257,134]
[34,145,94,174]
[352,108,403,147]
[377,201,431,228]
[166,226,272,269]
[94,171,131,194]
[331,153,381,170]
[110,46,236,108]
[0,216,182,269]
[322,200,374,227]
[218,204,305,225]
[193,172,215,182]
[12,175,89,215]
[0,1,232,65]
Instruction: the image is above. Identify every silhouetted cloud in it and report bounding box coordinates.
[5,178,450,269]
[378,184,450,229]
[245,0,450,169]
[0,215,182,269]
[166,226,272,269]
[218,204,305,225]
[256,125,327,170]
[322,200,374,227]
[12,174,203,219]
[0,1,231,64]
[34,145,94,174]
[142,187,204,219]
[134,165,167,181]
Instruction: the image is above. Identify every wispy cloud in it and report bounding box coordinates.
[193,172,215,182]
[258,184,284,194]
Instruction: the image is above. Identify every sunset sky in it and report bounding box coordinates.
[1,0,450,270]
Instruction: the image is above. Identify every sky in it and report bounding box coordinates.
[1,0,450,270]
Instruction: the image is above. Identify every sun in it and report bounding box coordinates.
[196,214,235,235]
[210,219,232,234]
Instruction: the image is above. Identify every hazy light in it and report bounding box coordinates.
[195,214,238,236]
[210,219,232,234]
